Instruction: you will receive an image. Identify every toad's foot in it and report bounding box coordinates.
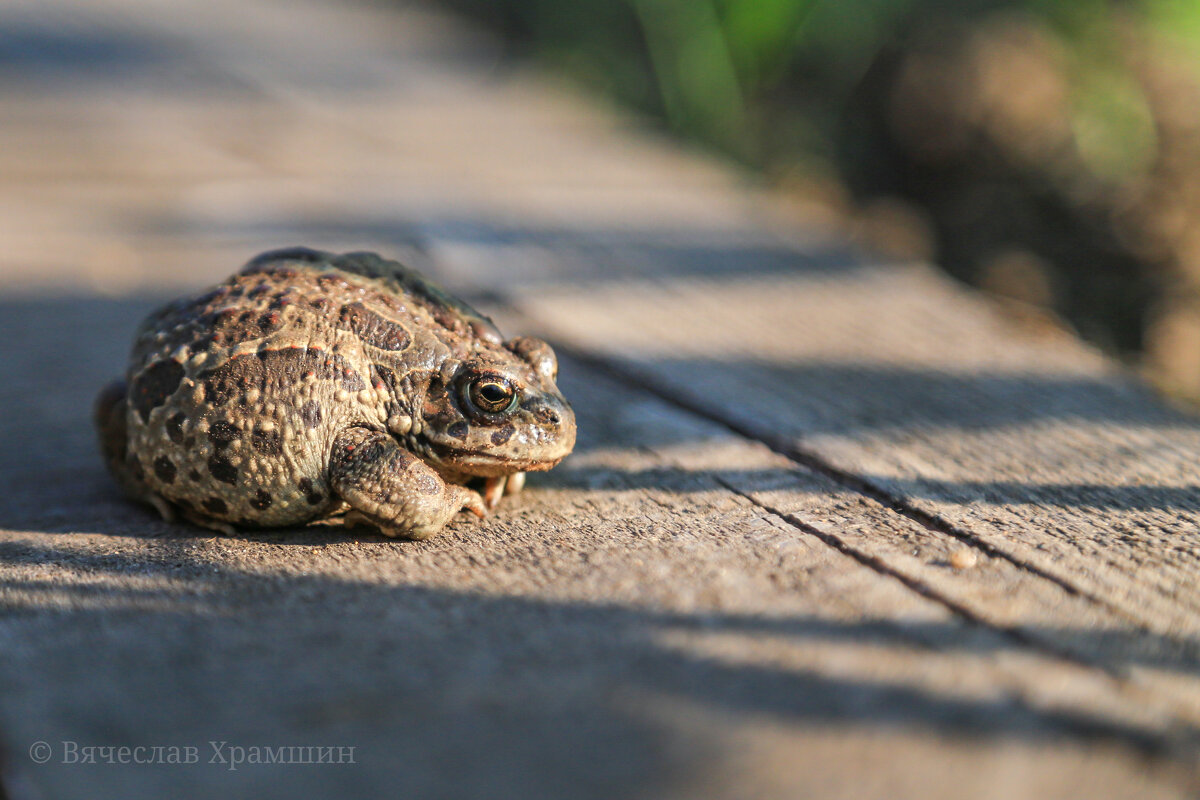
[482,471,527,510]
[331,427,486,540]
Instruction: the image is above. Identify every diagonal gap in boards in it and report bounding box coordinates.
[715,481,1200,758]
[541,339,1148,639]
[530,334,1191,755]
[460,284,1110,614]
[716,476,1124,679]
[458,281,1192,755]
[484,231,1157,630]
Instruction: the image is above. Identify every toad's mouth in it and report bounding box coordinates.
[435,449,568,474]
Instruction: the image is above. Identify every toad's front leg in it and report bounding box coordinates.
[330,427,486,540]
[482,471,526,510]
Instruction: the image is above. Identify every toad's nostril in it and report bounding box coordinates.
[534,407,560,426]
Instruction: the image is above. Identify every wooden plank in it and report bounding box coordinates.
[0,293,1193,796]
[444,232,1200,719]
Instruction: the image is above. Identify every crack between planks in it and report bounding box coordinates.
[552,335,1187,751]
[467,286,1195,757]
[542,340,1152,633]
[548,338,1200,754]
[465,256,1151,628]
[714,479,1194,759]
[532,338,1190,662]
[716,475,1124,676]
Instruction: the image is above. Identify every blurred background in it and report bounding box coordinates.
[439,0,1200,402]
[5,0,1200,402]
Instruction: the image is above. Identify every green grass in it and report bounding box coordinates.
[442,0,1187,177]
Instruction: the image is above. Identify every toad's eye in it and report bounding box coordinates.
[468,376,517,414]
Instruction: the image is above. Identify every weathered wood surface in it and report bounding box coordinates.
[1,0,1199,797]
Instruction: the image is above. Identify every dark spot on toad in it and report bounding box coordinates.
[250,489,273,510]
[268,292,297,311]
[188,469,201,482]
[355,437,389,464]
[448,421,469,440]
[300,400,322,428]
[203,497,228,515]
[204,304,283,347]
[338,302,411,351]
[208,420,239,450]
[251,427,283,455]
[175,498,193,512]
[200,347,363,406]
[258,311,283,334]
[166,412,187,444]
[298,477,324,505]
[208,454,238,485]
[153,455,176,484]
[130,359,184,421]
[370,363,395,391]
[491,424,514,446]
[391,449,418,468]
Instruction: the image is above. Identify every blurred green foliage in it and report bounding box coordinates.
[442,0,1179,173]
[442,0,1200,392]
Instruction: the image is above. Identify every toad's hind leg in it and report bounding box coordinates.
[93,379,176,523]
[330,427,486,540]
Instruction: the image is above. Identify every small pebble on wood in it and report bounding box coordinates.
[949,548,979,570]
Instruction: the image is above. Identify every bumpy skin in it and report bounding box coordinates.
[94,247,576,539]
